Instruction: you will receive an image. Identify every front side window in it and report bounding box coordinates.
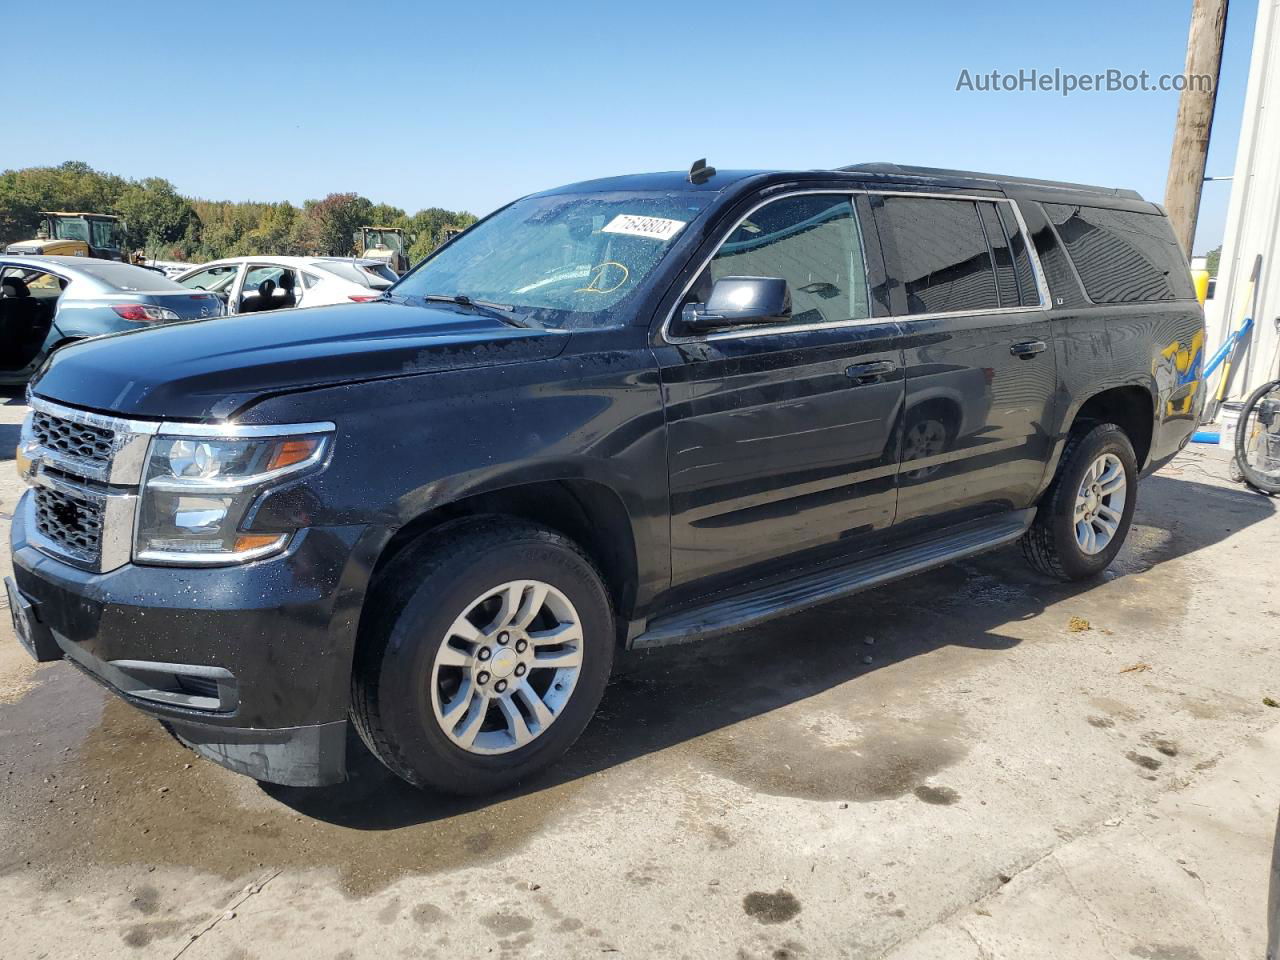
[393,190,714,329]
[703,194,871,326]
[244,266,286,289]
[179,264,239,292]
[877,197,1001,315]
[89,219,121,250]
[1042,202,1195,303]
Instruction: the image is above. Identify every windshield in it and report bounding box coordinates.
[364,230,404,251]
[52,217,90,243]
[392,190,712,329]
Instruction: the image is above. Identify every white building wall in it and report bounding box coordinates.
[1210,0,1280,399]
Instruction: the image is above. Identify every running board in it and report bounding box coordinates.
[632,510,1035,649]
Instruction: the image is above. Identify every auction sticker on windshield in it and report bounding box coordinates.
[602,215,687,242]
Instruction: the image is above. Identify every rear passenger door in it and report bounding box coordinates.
[660,192,904,589]
[873,193,1056,528]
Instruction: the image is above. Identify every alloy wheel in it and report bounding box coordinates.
[430,580,583,755]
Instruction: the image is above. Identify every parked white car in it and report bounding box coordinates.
[145,259,194,279]
[174,256,397,314]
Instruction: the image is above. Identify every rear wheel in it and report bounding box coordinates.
[1022,423,1138,581]
[351,518,614,795]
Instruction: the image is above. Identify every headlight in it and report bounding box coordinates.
[134,425,333,565]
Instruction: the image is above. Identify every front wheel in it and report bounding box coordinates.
[1022,422,1139,581]
[352,518,614,795]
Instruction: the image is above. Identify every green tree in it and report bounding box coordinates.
[405,207,478,262]
[113,178,196,258]
[1205,245,1221,277]
[0,161,128,247]
[300,193,375,256]
[0,161,477,264]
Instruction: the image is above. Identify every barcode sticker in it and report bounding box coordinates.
[601,215,687,242]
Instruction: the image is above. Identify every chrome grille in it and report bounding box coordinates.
[31,411,116,473]
[33,484,105,566]
[22,397,160,572]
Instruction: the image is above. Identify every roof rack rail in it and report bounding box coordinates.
[838,163,1143,201]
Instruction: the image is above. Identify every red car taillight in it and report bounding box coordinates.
[112,304,180,322]
[348,295,380,302]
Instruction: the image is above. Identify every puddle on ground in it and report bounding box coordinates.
[685,707,968,803]
[0,669,587,897]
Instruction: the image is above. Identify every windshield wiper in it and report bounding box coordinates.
[419,293,537,328]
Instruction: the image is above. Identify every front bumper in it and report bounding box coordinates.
[9,491,369,786]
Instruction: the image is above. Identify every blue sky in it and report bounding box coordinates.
[15,0,1259,254]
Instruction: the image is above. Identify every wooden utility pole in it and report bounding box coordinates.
[1165,0,1230,256]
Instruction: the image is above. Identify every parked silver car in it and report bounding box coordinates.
[0,256,223,385]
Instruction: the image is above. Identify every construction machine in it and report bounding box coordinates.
[5,212,131,261]
[353,226,413,275]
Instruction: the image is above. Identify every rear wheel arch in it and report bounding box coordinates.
[1065,385,1156,470]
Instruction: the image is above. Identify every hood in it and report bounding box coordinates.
[32,301,569,421]
[6,239,81,255]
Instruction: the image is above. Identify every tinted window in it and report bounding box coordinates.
[75,262,186,292]
[878,197,1000,314]
[1042,202,1195,303]
[707,194,870,326]
[977,202,1019,308]
[319,260,397,288]
[995,202,1039,306]
[89,219,120,249]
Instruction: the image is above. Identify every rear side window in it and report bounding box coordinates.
[995,202,1040,306]
[877,197,1000,315]
[977,202,1020,308]
[1041,203,1194,303]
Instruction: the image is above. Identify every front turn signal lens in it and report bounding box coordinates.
[233,533,288,553]
[267,438,322,471]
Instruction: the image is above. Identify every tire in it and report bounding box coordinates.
[1021,422,1139,581]
[351,517,614,795]
[1235,379,1280,495]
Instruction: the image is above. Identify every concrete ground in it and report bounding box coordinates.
[1,390,1278,960]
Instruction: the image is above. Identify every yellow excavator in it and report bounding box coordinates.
[4,212,131,261]
[353,226,413,275]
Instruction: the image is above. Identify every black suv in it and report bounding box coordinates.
[7,163,1205,794]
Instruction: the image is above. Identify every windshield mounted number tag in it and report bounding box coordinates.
[602,215,687,242]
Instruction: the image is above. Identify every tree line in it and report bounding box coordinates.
[0,161,477,265]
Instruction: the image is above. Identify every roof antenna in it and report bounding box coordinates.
[688,158,716,185]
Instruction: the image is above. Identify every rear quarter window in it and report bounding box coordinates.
[1041,203,1195,303]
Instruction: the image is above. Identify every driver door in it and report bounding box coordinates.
[658,193,905,590]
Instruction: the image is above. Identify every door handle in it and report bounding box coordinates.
[1010,340,1047,359]
[845,359,897,384]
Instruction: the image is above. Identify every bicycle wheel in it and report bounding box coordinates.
[1235,379,1280,494]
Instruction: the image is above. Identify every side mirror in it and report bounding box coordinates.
[681,276,791,332]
